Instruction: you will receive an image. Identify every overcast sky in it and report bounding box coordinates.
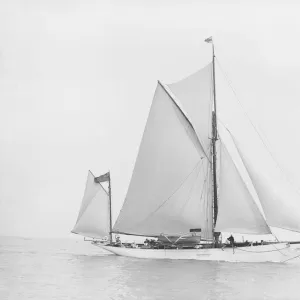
[1,0,300,239]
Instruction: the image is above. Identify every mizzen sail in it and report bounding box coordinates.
[113,78,213,239]
[72,171,110,239]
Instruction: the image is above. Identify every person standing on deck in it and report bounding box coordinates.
[227,235,235,247]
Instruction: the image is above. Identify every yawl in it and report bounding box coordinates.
[72,37,300,262]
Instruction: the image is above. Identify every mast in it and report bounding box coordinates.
[108,173,113,243]
[205,37,218,232]
[212,42,218,228]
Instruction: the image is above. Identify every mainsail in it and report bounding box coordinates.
[112,61,275,239]
[72,171,111,239]
[113,74,214,239]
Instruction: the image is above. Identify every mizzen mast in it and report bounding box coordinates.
[94,171,113,243]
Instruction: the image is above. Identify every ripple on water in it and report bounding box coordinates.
[1,237,300,300]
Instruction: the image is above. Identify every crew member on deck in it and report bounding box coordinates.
[115,235,121,246]
[227,235,235,247]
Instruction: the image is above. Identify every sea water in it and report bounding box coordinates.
[1,237,300,300]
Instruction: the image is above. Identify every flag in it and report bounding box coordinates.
[204,36,213,43]
[94,172,110,183]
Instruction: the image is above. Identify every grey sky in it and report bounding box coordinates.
[1,0,300,238]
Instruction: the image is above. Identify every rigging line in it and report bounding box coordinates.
[271,226,300,235]
[218,137,222,188]
[198,148,207,189]
[281,253,300,263]
[206,63,214,143]
[205,165,212,239]
[208,147,214,238]
[134,160,203,226]
[216,57,300,195]
[202,142,211,166]
[269,242,288,256]
[183,160,209,216]
[270,230,280,243]
[267,227,281,249]
[179,159,206,213]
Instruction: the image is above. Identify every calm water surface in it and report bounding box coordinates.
[1,237,300,300]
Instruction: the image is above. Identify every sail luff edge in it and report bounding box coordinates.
[158,80,210,162]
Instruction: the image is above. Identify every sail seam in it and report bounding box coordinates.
[73,190,109,229]
[129,160,203,229]
[179,159,207,213]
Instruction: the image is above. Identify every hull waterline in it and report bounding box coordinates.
[93,243,300,263]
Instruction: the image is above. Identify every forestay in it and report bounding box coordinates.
[113,81,213,239]
[215,134,271,234]
[72,171,110,239]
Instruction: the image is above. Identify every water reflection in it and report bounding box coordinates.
[1,238,300,300]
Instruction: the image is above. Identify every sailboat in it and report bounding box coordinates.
[72,37,300,262]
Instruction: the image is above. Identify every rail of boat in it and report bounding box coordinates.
[90,238,291,250]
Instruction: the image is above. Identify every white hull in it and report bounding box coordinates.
[94,243,300,263]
